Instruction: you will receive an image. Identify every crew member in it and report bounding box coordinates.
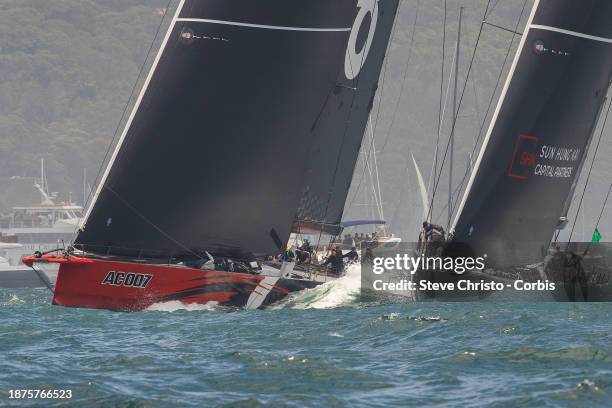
[323,248,344,276]
[563,252,589,301]
[422,221,446,243]
[280,244,295,262]
[296,240,313,264]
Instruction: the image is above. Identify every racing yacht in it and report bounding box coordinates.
[24,0,400,310]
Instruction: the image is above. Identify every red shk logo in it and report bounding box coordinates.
[508,134,539,180]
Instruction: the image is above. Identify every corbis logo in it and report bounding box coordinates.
[345,0,379,80]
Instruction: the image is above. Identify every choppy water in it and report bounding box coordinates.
[1,265,612,407]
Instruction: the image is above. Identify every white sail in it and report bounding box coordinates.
[411,153,430,222]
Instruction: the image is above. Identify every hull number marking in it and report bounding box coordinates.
[102,271,153,288]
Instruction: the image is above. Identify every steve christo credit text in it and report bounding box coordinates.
[370,254,556,292]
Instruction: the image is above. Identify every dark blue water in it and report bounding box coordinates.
[1,276,611,407]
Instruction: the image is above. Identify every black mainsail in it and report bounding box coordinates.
[76,0,398,260]
[452,0,612,268]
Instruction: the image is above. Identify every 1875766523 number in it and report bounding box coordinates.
[8,389,72,399]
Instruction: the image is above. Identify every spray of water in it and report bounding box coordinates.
[143,264,362,312]
[146,300,221,312]
[272,263,362,310]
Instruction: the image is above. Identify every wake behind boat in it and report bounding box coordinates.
[23,0,400,310]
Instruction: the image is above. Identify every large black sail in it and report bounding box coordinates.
[77,0,387,259]
[295,0,399,233]
[452,0,612,268]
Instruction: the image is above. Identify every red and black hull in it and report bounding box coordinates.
[23,255,320,311]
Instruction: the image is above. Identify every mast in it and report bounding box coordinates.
[83,168,87,207]
[35,158,54,206]
[448,6,462,230]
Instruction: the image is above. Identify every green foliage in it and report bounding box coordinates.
[0,0,169,211]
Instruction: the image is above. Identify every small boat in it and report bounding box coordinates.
[0,243,52,289]
[23,0,400,311]
[0,158,83,268]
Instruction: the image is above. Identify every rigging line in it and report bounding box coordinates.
[435,162,473,221]
[595,183,612,231]
[371,64,389,132]
[484,21,523,36]
[364,143,383,220]
[364,119,384,219]
[450,2,527,215]
[471,69,482,149]
[486,0,504,19]
[427,0,456,214]
[346,1,403,213]
[429,3,467,222]
[362,123,378,213]
[346,116,377,213]
[427,36,457,206]
[567,94,612,244]
[426,0,494,223]
[71,0,174,239]
[464,8,484,151]
[104,186,205,260]
[389,165,411,230]
[380,0,421,153]
[433,0,448,198]
[369,118,386,222]
[372,0,403,134]
[581,182,612,256]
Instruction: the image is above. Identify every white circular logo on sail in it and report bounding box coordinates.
[345,0,379,80]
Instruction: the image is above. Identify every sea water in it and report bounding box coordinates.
[1,264,611,407]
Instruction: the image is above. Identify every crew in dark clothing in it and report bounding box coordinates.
[563,252,589,301]
[296,240,313,264]
[302,240,313,252]
[422,221,446,256]
[355,232,365,244]
[363,246,374,264]
[422,222,446,243]
[323,248,344,276]
[343,246,359,263]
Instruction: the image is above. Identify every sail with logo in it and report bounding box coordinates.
[23,0,399,311]
[449,0,612,268]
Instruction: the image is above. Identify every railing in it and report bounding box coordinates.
[72,243,350,283]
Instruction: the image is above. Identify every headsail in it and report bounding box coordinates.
[76,0,398,260]
[294,0,399,235]
[452,0,612,267]
[411,153,430,222]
